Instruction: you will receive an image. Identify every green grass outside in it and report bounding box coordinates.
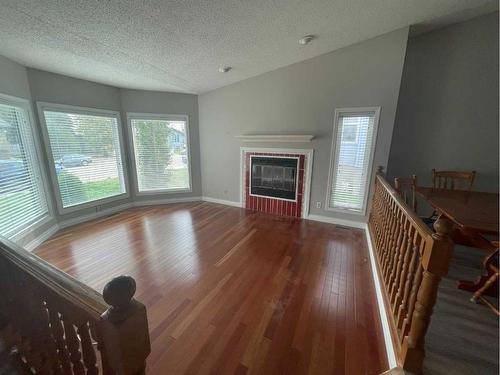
[84,177,122,200]
[140,168,190,190]
[1,168,190,214]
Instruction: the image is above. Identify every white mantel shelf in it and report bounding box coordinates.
[235,135,314,142]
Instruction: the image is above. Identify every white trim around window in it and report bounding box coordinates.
[0,93,54,239]
[126,112,192,195]
[37,102,130,215]
[325,106,380,216]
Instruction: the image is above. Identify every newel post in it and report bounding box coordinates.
[99,276,151,375]
[400,216,454,374]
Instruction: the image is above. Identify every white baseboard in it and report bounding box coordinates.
[202,196,242,207]
[364,224,397,369]
[24,224,60,252]
[59,202,133,229]
[306,214,367,229]
[132,196,202,206]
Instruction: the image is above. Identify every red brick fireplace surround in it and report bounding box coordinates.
[243,150,311,218]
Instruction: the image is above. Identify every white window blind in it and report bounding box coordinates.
[328,109,378,213]
[130,117,190,192]
[42,108,126,209]
[0,100,48,238]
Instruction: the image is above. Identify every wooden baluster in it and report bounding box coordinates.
[374,186,385,253]
[373,186,383,251]
[99,276,151,375]
[382,202,397,279]
[62,314,85,375]
[388,213,407,302]
[394,227,417,329]
[384,206,403,283]
[400,216,454,374]
[32,298,61,374]
[48,306,72,373]
[381,199,397,276]
[16,276,45,372]
[375,186,386,246]
[389,219,411,306]
[401,262,422,338]
[78,322,99,375]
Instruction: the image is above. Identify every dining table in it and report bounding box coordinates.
[416,186,499,292]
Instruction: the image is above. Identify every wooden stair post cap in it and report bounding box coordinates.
[103,275,136,310]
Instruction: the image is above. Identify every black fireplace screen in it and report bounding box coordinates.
[250,157,298,200]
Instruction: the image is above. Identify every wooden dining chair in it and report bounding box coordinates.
[432,169,476,191]
[425,169,477,226]
[394,175,418,212]
[470,243,499,316]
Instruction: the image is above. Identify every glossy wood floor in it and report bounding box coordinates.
[34,202,388,374]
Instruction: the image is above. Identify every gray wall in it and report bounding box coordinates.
[387,12,499,193]
[0,55,31,99]
[199,28,409,222]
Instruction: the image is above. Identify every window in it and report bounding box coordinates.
[326,107,379,214]
[39,104,127,211]
[128,114,191,193]
[0,95,49,238]
[341,122,359,143]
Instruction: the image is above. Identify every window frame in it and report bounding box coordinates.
[126,112,192,195]
[37,102,130,214]
[0,93,54,239]
[325,106,380,216]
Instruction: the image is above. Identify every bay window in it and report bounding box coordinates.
[39,103,127,211]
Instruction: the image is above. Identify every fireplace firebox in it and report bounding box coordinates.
[250,156,298,201]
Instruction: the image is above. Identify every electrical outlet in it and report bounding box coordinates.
[316,201,321,209]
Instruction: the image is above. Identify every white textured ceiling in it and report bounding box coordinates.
[0,0,497,94]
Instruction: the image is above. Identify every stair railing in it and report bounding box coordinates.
[0,237,150,375]
[368,167,454,374]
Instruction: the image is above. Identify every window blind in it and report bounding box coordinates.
[130,118,190,192]
[329,111,376,213]
[0,101,48,238]
[43,109,126,208]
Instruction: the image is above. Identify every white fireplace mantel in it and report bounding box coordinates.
[235,134,314,142]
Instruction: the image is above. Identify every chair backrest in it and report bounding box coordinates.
[394,175,418,212]
[432,169,476,191]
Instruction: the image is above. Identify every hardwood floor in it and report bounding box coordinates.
[34,202,388,374]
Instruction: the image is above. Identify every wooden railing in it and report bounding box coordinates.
[0,237,150,374]
[368,168,454,374]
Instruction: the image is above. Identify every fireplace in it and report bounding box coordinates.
[250,156,298,201]
[241,148,313,218]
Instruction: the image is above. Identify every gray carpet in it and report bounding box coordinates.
[424,245,499,375]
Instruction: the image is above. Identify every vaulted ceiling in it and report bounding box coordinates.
[0,0,496,93]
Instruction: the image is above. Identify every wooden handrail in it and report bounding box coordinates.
[368,168,454,374]
[0,237,151,374]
